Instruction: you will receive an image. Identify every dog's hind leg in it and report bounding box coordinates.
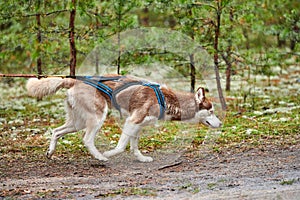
[83,103,108,162]
[47,98,85,159]
[103,118,140,159]
[130,135,153,162]
[129,116,157,162]
[46,120,78,158]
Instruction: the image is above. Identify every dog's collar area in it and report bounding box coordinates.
[80,76,166,120]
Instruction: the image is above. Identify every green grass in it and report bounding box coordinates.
[280,179,298,186]
[95,187,157,198]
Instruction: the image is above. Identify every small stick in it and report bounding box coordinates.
[158,161,183,170]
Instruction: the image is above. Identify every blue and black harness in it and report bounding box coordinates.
[76,76,166,120]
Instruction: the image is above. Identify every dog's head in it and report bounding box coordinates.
[194,87,222,128]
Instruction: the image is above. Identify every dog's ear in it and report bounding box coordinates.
[195,87,205,104]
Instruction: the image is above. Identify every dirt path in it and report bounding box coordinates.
[1,144,300,199]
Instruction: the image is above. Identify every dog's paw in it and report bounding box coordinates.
[45,151,53,159]
[102,151,110,158]
[103,149,123,158]
[96,155,109,162]
[137,155,153,163]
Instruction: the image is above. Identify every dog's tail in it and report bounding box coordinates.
[26,78,76,99]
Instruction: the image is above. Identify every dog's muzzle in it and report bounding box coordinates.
[202,114,222,128]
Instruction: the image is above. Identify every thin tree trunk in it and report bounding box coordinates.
[188,8,195,93]
[95,8,100,75]
[242,28,250,50]
[277,33,286,47]
[95,47,99,75]
[117,7,121,75]
[214,2,227,110]
[290,39,296,50]
[189,54,195,93]
[224,53,231,91]
[69,0,76,76]
[36,13,42,75]
[117,31,121,74]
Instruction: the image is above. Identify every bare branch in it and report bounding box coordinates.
[23,9,68,18]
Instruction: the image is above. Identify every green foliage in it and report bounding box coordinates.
[0,0,299,79]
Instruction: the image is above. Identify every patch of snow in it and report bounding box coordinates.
[258,95,270,99]
[278,101,287,105]
[61,140,72,145]
[263,106,300,114]
[287,103,295,107]
[270,75,280,80]
[240,103,252,108]
[12,105,26,111]
[0,118,6,123]
[33,118,41,122]
[44,128,53,139]
[37,101,53,107]
[264,86,280,91]
[271,66,282,74]
[263,99,271,103]
[246,129,258,135]
[253,111,263,115]
[271,117,290,122]
[255,75,268,81]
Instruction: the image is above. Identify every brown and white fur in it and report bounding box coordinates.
[26,75,222,162]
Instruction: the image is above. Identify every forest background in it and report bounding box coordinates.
[0,0,299,93]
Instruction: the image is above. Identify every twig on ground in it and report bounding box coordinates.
[158,161,183,170]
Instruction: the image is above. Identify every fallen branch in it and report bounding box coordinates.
[158,161,183,171]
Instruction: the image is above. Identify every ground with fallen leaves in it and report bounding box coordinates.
[1,144,300,199]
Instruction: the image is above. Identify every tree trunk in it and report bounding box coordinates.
[36,13,42,75]
[95,8,100,75]
[117,30,121,74]
[290,39,296,51]
[242,28,250,50]
[189,54,195,93]
[116,2,123,75]
[224,54,231,91]
[69,0,76,76]
[277,33,286,47]
[214,3,227,110]
[188,8,195,93]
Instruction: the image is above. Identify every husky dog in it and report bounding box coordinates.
[26,75,222,162]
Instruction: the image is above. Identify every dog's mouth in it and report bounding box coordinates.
[203,120,222,128]
[205,121,211,126]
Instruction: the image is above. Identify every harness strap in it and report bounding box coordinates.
[111,81,144,114]
[81,76,166,120]
[77,76,123,99]
[142,82,166,120]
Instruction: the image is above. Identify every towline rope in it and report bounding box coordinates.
[0,73,75,79]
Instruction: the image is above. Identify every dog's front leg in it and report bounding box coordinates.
[130,135,153,162]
